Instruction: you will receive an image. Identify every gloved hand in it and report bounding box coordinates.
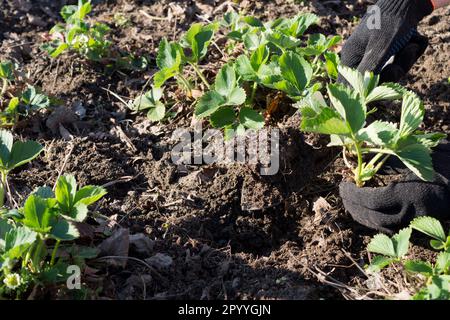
[339,0,434,82]
[339,141,450,234]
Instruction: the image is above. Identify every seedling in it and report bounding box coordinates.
[299,65,446,186]
[367,216,449,300]
[0,174,106,298]
[0,61,14,102]
[55,174,107,222]
[0,130,43,207]
[0,61,51,127]
[42,0,111,61]
[135,12,341,132]
[131,87,166,122]
[153,22,218,90]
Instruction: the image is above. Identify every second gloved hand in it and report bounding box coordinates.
[339,0,434,82]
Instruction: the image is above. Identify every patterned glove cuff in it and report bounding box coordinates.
[376,0,434,18]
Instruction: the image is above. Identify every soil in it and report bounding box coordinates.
[0,0,448,300]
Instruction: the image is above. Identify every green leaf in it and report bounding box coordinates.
[50,219,79,241]
[153,39,182,87]
[357,121,397,147]
[21,86,50,111]
[289,13,319,37]
[365,83,403,104]
[4,226,37,259]
[32,186,54,199]
[0,61,14,80]
[430,239,445,250]
[55,175,77,214]
[78,1,92,20]
[398,92,425,137]
[181,23,217,63]
[243,31,266,51]
[132,87,164,111]
[215,64,237,98]
[414,132,447,149]
[392,228,412,258]
[265,30,301,50]
[337,65,366,97]
[210,107,236,128]
[75,185,107,206]
[235,55,257,81]
[156,38,182,70]
[68,202,88,222]
[435,252,450,274]
[7,140,43,171]
[279,51,312,93]
[6,97,20,115]
[0,130,13,168]
[395,143,434,181]
[300,107,350,135]
[21,195,56,233]
[324,52,340,79]
[243,16,264,27]
[0,219,13,252]
[50,43,69,58]
[225,87,246,106]
[410,216,446,243]
[367,255,395,273]
[239,107,264,130]
[367,233,397,258]
[60,5,78,22]
[404,260,434,275]
[327,83,366,133]
[147,102,166,122]
[195,91,226,118]
[250,45,270,71]
[153,68,178,88]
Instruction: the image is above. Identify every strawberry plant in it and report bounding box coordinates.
[131,87,166,122]
[153,22,218,91]
[132,11,340,129]
[0,61,51,127]
[0,174,106,298]
[0,130,43,207]
[367,216,449,300]
[42,0,111,61]
[0,61,14,103]
[299,65,446,186]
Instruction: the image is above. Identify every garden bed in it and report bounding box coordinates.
[0,0,449,299]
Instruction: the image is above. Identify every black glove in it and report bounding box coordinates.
[340,0,433,81]
[339,141,450,234]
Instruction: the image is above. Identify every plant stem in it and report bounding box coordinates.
[361,148,394,155]
[23,242,35,269]
[190,63,210,89]
[373,154,391,175]
[249,82,258,105]
[342,147,353,170]
[0,171,6,208]
[50,240,61,266]
[32,237,44,273]
[0,78,7,101]
[354,141,364,187]
[176,74,192,96]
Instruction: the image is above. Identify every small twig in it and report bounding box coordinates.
[51,59,61,93]
[53,143,74,191]
[95,256,165,281]
[5,176,19,209]
[341,249,368,277]
[101,87,131,109]
[139,10,171,21]
[101,175,136,189]
[114,125,137,152]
